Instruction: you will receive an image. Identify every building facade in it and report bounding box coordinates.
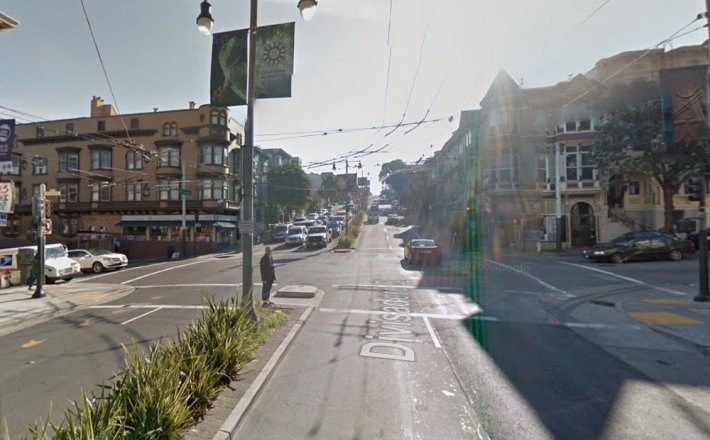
[2,97,244,259]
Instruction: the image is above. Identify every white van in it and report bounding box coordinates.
[8,244,81,284]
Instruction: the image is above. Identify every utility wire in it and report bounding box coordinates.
[79,0,133,144]
[577,0,612,28]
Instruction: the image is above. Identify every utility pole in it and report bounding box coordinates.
[555,142,563,251]
[181,160,187,258]
[32,183,45,298]
[345,159,350,235]
[240,0,258,320]
[694,1,710,302]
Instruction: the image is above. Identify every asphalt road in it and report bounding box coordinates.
[3,221,710,439]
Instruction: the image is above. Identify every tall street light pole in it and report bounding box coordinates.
[197,0,317,319]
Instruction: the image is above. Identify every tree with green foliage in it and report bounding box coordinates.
[266,163,312,220]
[378,159,408,182]
[593,100,706,230]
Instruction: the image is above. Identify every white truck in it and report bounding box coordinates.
[0,244,81,285]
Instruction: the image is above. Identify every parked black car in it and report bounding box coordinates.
[582,231,692,263]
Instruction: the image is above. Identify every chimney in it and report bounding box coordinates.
[153,108,159,113]
[90,96,104,117]
[189,101,196,110]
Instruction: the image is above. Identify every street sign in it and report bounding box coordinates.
[239,221,253,234]
[0,214,7,227]
[41,219,52,235]
[45,189,61,197]
[179,189,192,196]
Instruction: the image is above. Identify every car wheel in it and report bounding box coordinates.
[92,262,105,273]
[64,277,73,282]
[669,250,683,261]
[45,276,56,284]
[610,253,626,264]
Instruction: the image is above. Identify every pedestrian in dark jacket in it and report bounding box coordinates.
[259,246,275,307]
[27,253,40,290]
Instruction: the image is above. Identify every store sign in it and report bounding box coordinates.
[0,119,15,166]
[0,182,14,214]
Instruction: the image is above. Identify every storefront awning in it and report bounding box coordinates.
[212,221,237,229]
[117,220,236,228]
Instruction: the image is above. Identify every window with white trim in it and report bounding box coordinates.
[158,179,179,200]
[126,151,143,170]
[158,147,180,167]
[91,149,112,170]
[199,178,227,200]
[59,182,79,203]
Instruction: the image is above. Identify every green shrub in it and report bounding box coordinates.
[16,298,286,440]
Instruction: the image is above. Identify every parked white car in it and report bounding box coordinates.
[285,226,308,247]
[68,248,128,273]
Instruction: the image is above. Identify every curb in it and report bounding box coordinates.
[213,306,315,440]
[647,325,710,357]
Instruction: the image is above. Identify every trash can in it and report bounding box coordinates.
[0,271,10,289]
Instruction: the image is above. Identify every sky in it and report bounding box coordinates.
[1,0,707,194]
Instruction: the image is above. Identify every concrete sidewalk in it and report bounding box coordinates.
[0,282,135,337]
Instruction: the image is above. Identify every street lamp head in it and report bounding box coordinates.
[357,161,362,169]
[297,0,318,21]
[332,162,336,171]
[196,0,214,35]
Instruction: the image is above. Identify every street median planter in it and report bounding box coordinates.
[10,297,286,439]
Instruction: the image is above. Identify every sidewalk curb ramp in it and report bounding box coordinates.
[275,285,317,299]
[213,306,314,440]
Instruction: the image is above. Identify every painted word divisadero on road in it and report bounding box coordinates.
[360,286,416,362]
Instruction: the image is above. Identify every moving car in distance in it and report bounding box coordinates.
[285,226,308,247]
[582,231,691,263]
[68,248,128,273]
[329,221,342,238]
[404,239,442,266]
[385,214,399,225]
[271,223,292,242]
[306,225,331,248]
[367,212,379,224]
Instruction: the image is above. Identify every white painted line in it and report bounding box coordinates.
[422,316,442,348]
[134,284,239,289]
[504,290,540,295]
[120,260,210,285]
[486,259,575,298]
[332,284,414,291]
[74,262,169,283]
[560,262,688,296]
[215,306,314,440]
[564,322,643,330]
[89,304,207,310]
[121,307,162,325]
[318,307,468,321]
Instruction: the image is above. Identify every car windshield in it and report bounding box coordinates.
[309,227,326,234]
[45,247,67,259]
[275,226,289,233]
[289,228,304,235]
[88,248,111,256]
[411,240,436,247]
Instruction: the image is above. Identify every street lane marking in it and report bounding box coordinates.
[422,316,442,348]
[74,262,168,282]
[90,304,206,310]
[628,311,699,325]
[135,284,239,289]
[121,307,163,325]
[78,319,93,327]
[645,298,694,305]
[560,262,688,296]
[332,284,414,291]
[486,259,575,297]
[22,339,47,348]
[319,307,468,320]
[120,260,213,285]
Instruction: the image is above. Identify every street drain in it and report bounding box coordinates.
[590,299,616,308]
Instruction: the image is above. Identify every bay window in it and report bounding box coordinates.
[199,145,227,165]
[158,179,179,200]
[199,178,227,200]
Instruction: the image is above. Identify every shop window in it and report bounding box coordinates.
[60,218,79,237]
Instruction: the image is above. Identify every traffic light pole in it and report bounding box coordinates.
[32,183,45,299]
[694,177,709,302]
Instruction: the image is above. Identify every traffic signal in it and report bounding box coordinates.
[44,200,52,218]
[688,176,706,202]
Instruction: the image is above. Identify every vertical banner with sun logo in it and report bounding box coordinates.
[255,22,295,99]
[210,23,294,107]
